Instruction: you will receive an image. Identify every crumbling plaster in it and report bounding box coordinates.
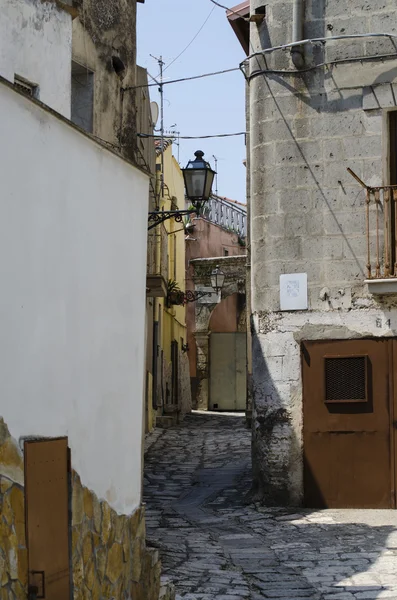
[72,0,139,161]
[0,0,72,116]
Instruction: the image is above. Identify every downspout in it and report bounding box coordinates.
[291,0,305,69]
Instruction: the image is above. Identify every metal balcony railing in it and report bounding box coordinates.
[348,169,397,279]
[201,195,246,238]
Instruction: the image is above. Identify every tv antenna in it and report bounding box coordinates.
[150,54,165,198]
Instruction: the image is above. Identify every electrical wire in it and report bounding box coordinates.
[138,132,246,140]
[159,7,216,76]
[248,52,397,80]
[123,66,239,91]
[240,32,397,77]
[208,0,249,21]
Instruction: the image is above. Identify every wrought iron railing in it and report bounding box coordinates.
[201,195,246,238]
[348,168,397,279]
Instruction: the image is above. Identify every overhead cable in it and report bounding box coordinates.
[159,7,216,76]
[208,0,250,21]
[138,132,246,139]
[123,66,239,91]
[240,32,397,77]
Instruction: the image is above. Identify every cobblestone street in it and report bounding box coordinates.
[144,413,397,600]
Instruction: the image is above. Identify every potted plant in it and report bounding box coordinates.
[167,279,185,307]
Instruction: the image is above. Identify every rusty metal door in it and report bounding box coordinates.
[25,438,71,599]
[210,332,247,411]
[302,339,395,509]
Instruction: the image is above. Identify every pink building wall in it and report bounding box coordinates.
[185,217,246,407]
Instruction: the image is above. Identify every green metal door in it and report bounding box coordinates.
[210,332,247,411]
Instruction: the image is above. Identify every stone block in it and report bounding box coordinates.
[275,140,322,165]
[342,135,382,159]
[302,236,344,260]
[311,112,363,139]
[106,543,123,584]
[323,210,366,236]
[371,12,397,34]
[284,214,307,237]
[84,557,96,591]
[260,118,294,143]
[323,159,364,188]
[278,188,313,214]
[82,532,93,564]
[255,236,302,263]
[292,117,312,140]
[323,138,345,162]
[9,486,25,542]
[0,430,24,486]
[72,473,84,526]
[83,487,93,519]
[95,546,107,583]
[101,502,112,544]
[296,163,324,187]
[324,259,365,283]
[251,214,285,243]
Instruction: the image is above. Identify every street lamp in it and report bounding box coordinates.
[182,150,216,209]
[211,266,225,294]
[148,150,216,230]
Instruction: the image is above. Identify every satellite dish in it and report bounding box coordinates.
[150,101,159,127]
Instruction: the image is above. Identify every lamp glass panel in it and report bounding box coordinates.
[184,169,206,199]
[204,170,215,200]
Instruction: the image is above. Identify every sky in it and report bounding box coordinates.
[137,0,247,204]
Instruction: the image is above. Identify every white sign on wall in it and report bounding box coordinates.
[280,273,308,311]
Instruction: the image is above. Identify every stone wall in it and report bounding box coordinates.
[71,472,161,600]
[0,417,162,600]
[0,419,27,599]
[248,0,397,503]
[178,351,192,418]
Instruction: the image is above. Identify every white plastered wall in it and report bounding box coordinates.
[0,0,72,117]
[0,82,149,515]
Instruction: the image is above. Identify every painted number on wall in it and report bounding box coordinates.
[376,318,391,328]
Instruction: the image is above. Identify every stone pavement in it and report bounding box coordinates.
[144,412,397,600]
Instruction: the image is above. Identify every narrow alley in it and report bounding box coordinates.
[144,414,397,600]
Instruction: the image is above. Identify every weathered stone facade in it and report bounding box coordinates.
[72,0,141,164]
[247,0,397,504]
[0,418,163,600]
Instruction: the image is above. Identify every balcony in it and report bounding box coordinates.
[201,194,247,239]
[349,169,397,294]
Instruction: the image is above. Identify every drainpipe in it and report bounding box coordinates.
[291,0,305,69]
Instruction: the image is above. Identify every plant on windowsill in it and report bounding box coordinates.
[167,279,185,308]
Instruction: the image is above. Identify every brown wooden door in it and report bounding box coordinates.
[25,438,71,599]
[302,339,395,509]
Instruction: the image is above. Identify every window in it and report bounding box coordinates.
[71,61,94,133]
[224,248,229,256]
[14,74,39,99]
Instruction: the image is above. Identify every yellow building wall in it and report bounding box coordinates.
[146,143,188,429]
[158,148,187,353]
